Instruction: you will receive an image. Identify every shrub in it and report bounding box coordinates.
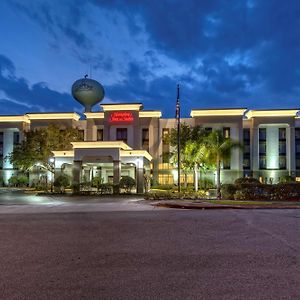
[221,184,237,200]
[199,178,215,191]
[54,174,70,193]
[92,176,104,192]
[8,175,18,187]
[0,177,3,187]
[98,183,113,194]
[8,175,28,187]
[273,182,300,201]
[17,175,29,187]
[234,184,274,201]
[119,176,136,193]
[279,175,295,183]
[151,184,174,190]
[234,177,261,189]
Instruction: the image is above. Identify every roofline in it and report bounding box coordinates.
[100,103,143,112]
[191,108,247,117]
[246,109,299,119]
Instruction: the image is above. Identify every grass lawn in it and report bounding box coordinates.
[205,200,300,206]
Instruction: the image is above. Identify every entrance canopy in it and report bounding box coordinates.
[52,141,152,166]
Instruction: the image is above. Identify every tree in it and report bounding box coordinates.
[168,124,208,189]
[203,130,243,199]
[54,174,70,193]
[7,124,83,173]
[119,176,136,193]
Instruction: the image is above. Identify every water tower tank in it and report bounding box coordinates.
[71,76,105,112]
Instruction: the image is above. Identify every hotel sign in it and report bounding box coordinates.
[109,112,134,123]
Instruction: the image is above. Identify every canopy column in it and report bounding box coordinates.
[72,160,82,192]
[113,160,121,194]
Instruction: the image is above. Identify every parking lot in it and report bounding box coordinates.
[0,189,299,299]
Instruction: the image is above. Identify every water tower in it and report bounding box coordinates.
[71,75,105,112]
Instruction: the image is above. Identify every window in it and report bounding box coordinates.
[223,127,230,138]
[296,157,300,169]
[97,129,104,141]
[244,144,250,154]
[162,152,170,163]
[205,127,212,133]
[259,128,266,141]
[243,158,250,169]
[279,156,286,169]
[158,174,174,185]
[13,132,20,145]
[78,130,84,141]
[142,129,149,151]
[296,128,300,140]
[223,160,230,170]
[162,128,169,145]
[259,156,266,169]
[116,128,127,143]
[259,142,266,154]
[279,128,286,140]
[279,141,286,155]
[243,128,250,140]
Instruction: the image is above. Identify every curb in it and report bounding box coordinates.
[154,202,300,210]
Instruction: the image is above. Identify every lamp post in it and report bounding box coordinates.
[176,84,181,193]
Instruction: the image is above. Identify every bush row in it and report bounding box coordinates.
[221,179,300,201]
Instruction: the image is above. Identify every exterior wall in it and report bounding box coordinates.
[0,108,300,186]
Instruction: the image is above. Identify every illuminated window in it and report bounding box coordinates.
[97,129,104,141]
[158,174,174,185]
[116,128,127,143]
[162,128,169,145]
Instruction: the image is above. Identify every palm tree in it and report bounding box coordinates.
[203,130,243,199]
[168,124,207,189]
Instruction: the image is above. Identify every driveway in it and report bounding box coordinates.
[0,188,156,213]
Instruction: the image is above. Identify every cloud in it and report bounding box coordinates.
[3,0,300,117]
[0,54,83,114]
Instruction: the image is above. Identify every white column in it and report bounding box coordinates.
[3,130,15,184]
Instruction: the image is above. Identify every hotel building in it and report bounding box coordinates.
[1,103,300,192]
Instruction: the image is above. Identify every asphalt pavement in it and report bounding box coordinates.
[0,190,299,299]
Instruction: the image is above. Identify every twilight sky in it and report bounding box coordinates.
[1,0,300,117]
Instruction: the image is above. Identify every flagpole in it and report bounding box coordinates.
[176,84,181,193]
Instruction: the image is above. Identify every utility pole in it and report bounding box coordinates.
[176,84,181,193]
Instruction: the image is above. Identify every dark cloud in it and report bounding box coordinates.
[9,0,91,49]
[3,0,300,117]
[0,54,82,114]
